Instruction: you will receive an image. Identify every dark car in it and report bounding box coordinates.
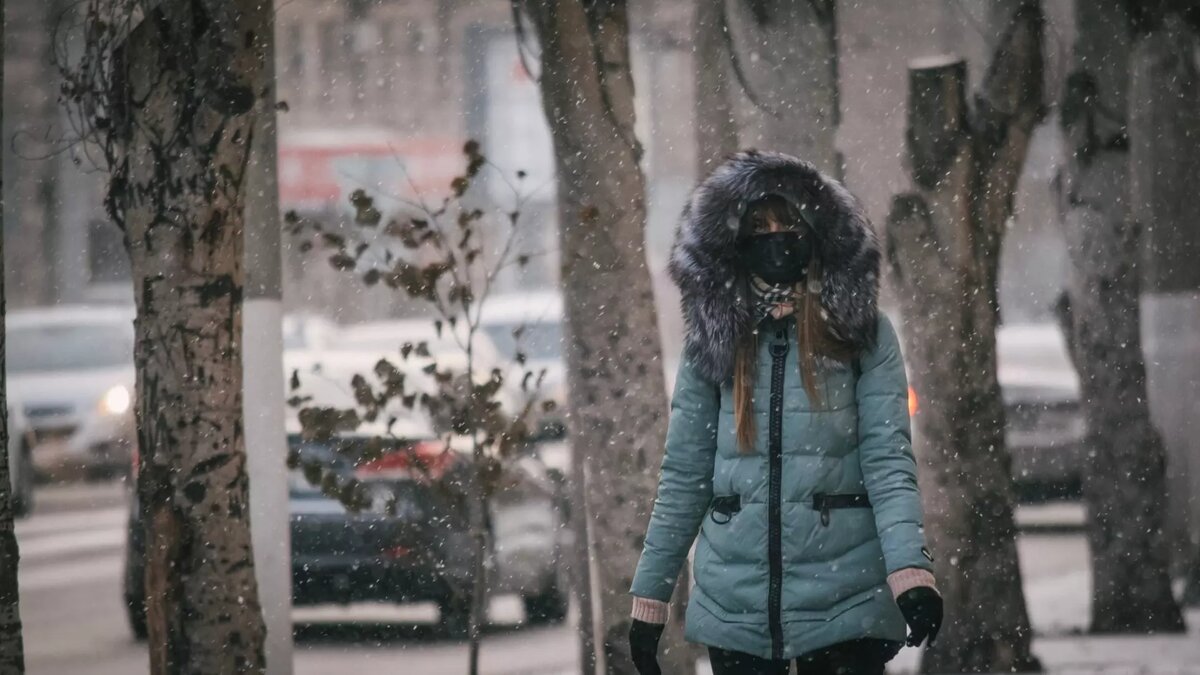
[123,433,568,639]
[996,323,1087,500]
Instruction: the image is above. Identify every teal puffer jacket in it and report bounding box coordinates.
[630,314,932,659]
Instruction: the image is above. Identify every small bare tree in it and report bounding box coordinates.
[288,142,560,675]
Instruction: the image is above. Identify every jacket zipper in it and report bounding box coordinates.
[767,329,788,660]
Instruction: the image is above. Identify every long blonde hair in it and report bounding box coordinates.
[733,202,856,454]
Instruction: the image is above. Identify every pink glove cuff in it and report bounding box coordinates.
[887,567,938,599]
[630,596,670,624]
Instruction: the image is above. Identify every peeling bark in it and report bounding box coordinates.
[521,2,674,673]
[114,1,269,671]
[0,3,28,663]
[885,2,1044,672]
[1055,0,1185,634]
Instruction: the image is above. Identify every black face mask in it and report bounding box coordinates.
[739,231,813,285]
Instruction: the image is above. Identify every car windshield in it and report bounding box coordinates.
[287,436,433,498]
[482,321,563,361]
[7,322,134,374]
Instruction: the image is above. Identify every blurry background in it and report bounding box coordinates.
[6,0,1075,326]
[4,0,1199,673]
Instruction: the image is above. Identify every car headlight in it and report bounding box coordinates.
[101,385,132,416]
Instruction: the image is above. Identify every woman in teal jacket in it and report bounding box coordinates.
[628,151,942,675]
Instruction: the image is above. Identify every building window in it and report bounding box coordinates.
[285,23,304,79]
[345,25,366,102]
[376,20,396,112]
[318,20,341,105]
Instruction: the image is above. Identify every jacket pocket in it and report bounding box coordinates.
[780,590,874,623]
[812,492,872,527]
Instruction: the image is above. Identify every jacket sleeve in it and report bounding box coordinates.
[628,354,720,602]
[856,315,934,575]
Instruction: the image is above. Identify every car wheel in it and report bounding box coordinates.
[124,511,147,641]
[438,596,472,640]
[523,582,568,626]
[11,443,34,517]
[125,594,148,641]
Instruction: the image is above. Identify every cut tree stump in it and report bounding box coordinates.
[885,2,1044,672]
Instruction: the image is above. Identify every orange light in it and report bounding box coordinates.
[907,387,919,417]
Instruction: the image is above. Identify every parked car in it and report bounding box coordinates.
[123,428,568,639]
[997,322,1085,499]
[7,404,37,516]
[7,305,137,480]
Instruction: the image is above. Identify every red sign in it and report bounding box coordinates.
[278,129,464,212]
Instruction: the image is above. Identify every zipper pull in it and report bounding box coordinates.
[815,494,831,526]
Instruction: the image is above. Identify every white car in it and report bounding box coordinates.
[337,318,507,373]
[477,291,570,471]
[282,313,339,351]
[286,317,518,431]
[7,305,137,480]
[477,293,566,400]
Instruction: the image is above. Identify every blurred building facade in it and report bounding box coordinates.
[4,0,1077,324]
[6,0,1199,574]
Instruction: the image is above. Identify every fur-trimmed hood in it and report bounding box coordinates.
[668,150,881,383]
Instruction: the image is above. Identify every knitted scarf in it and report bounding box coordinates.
[750,276,801,323]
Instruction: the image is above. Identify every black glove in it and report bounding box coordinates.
[896,586,943,647]
[629,619,665,675]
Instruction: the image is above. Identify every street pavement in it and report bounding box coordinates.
[13,483,1200,674]
[15,481,579,675]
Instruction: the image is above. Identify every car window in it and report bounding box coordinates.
[8,322,134,373]
[482,321,563,361]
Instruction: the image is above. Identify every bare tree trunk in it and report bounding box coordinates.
[0,2,27,665]
[521,2,677,673]
[1054,0,1185,634]
[467,342,487,675]
[885,3,1044,672]
[693,0,739,175]
[723,0,839,175]
[1128,3,1200,607]
[114,1,269,671]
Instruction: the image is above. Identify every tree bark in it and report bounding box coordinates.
[1127,3,1200,607]
[885,2,1044,672]
[693,0,739,176]
[114,0,269,671]
[521,2,678,673]
[1054,0,1186,633]
[0,0,28,666]
[723,0,840,175]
